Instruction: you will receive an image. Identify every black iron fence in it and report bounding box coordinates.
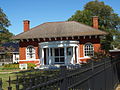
[0,56,120,90]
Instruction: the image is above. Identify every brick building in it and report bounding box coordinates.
[12,16,107,69]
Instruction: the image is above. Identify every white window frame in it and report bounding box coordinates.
[26,45,36,60]
[84,43,94,58]
[54,48,65,64]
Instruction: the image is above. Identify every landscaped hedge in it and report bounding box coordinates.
[27,63,36,69]
[2,63,19,70]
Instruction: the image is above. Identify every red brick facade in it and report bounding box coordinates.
[19,40,39,64]
[19,36,101,65]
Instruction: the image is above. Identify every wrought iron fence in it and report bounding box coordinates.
[0,56,120,90]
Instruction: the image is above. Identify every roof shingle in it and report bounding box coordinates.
[12,21,107,39]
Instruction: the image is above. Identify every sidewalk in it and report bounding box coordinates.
[116,84,120,90]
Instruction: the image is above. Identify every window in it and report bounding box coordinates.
[26,45,35,59]
[54,48,64,64]
[67,47,73,56]
[84,43,94,57]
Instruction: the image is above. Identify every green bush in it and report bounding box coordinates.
[2,63,19,70]
[27,63,36,69]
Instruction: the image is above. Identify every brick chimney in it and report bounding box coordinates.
[93,16,98,29]
[23,20,30,32]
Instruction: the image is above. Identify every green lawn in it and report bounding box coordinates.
[0,72,18,90]
[0,65,26,90]
[0,67,59,90]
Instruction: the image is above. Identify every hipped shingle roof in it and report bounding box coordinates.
[12,21,107,39]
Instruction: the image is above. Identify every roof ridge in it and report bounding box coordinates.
[30,21,76,31]
[12,21,72,38]
[12,20,107,40]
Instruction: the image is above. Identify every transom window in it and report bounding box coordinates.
[26,45,35,59]
[84,43,94,57]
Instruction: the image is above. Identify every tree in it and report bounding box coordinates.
[68,0,120,52]
[0,8,13,44]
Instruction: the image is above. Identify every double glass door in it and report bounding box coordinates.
[54,48,64,64]
[44,47,75,65]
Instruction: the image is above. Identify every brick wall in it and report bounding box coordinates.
[19,36,101,64]
[19,40,39,64]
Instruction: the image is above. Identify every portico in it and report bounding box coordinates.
[39,40,79,65]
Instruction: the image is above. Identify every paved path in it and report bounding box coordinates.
[116,84,120,90]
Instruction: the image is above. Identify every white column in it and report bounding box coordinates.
[41,48,44,65]
[64,47,67,65]
[72,46,75,64]
[76,46,79,63]
[13,54,15,63]
[52,48,55,64]
[46,48,48,65]
[49,48,52,65]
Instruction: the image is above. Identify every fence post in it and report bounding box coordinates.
[16,75,19,90]
[8,76,12,90]
[60,65,68,90]
[0,78,2,90]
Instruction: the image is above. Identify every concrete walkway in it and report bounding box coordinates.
[116,84,120,90]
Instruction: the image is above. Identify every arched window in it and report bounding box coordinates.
[84,43,94,57]
[26,45,35,59]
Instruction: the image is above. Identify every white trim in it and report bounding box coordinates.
[89,36,91,39]
[26,39,29,42]
[32,39,34,41]
[109,49,120,52]
[55,38,57,40]
[38,38,40,41]
[26,45,36,60]
[60,37,62,40]
[20,39,24,42]
[78,57,91,59]
[43,38,46,41]
[72,37,74,39]
[95,36,97,38]
[18,59,40,61]
[66,37,69,40]
[83,36,85,39]
[49,38,52,41]
[39,40,79,48]
[83,43,94,57]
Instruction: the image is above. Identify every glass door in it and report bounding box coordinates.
[67,47,73,64]
[54,48,65,64]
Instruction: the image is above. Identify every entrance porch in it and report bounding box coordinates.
[39,40,79,65]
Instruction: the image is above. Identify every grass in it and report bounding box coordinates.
[0,72,17,90]
[0,65,26,90]
[0,68,59,90]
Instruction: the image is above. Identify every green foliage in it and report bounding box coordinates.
[0,8,13,45]
[68,10,93,26]
[2,63,19,70]
[68,0,120,51]
[0,8,11,30]
[27,63,36,69]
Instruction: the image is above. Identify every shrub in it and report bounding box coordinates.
[2,63,19,70]
[27,63,36,69]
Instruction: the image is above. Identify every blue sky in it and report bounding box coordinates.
[0,0,120,35]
